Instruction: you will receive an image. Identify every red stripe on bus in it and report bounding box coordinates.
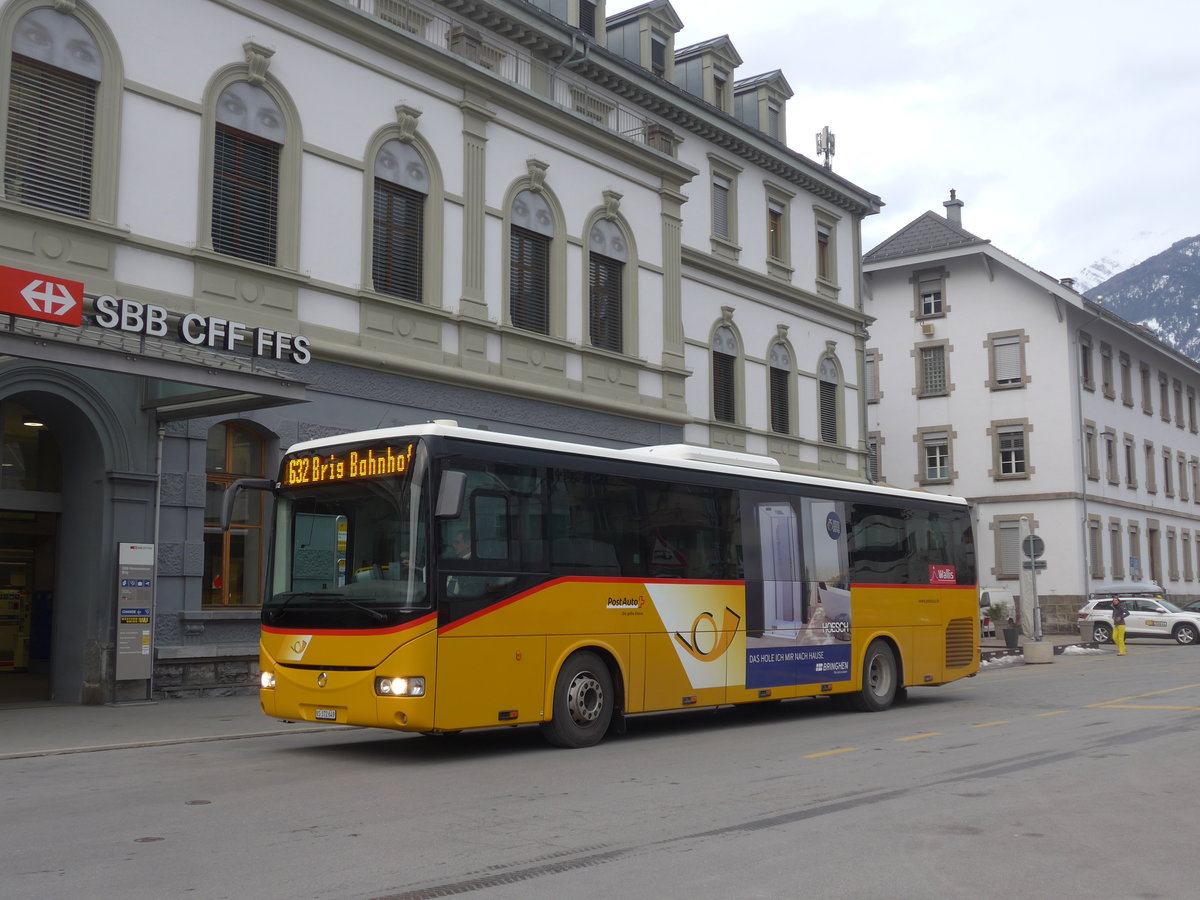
[262,611,437,637]
[437,576,747,634]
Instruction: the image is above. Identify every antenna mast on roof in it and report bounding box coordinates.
[816,126,835,169]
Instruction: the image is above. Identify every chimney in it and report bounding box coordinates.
[1059,277,1076,289]
[943,189,963,226]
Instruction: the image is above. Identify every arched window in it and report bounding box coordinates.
[819,357,840,444]
[212,81,283,265]
[372,139,427,300]
[712,325,738,424]
[769,344,792,434]
[509,189,553,333]
[588,219,626,352]
[5,6,101,217]
[203,423,267,607]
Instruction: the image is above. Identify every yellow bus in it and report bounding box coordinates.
[233,422,978,748]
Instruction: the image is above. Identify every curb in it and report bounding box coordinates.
[980,641,1101,662]
[0,722,355,761]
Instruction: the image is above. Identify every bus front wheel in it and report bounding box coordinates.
[848,640,898,712]
[541,651,613,749]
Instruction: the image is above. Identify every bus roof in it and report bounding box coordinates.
[283,422,970,509]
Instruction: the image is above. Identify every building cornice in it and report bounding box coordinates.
[681,245,873,330]
[288,0,880,217]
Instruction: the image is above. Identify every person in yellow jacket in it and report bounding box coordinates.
[1111,596,1129,655]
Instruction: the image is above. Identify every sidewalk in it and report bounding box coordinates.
[0,692,339,760]
[980,629,1098,661]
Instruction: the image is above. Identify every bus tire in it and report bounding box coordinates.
[847,640,898,712]
[541,651,613,749]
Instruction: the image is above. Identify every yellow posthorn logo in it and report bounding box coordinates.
[674,607,741,661]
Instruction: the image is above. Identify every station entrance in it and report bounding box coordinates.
[0,400,60,703]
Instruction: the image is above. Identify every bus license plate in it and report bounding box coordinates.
[314,708,337,721]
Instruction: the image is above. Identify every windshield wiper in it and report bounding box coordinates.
[340,598,387,622]
[265,591,387,624]
[265,591,345,624]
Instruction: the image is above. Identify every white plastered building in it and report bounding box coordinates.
[863,193,1200,630]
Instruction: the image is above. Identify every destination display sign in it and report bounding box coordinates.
[282,443,416,487]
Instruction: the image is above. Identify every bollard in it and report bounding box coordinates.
[1022,641,1054,664]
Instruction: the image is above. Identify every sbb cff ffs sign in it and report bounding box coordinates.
[0,266,84,326]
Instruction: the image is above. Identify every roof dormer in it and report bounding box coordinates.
[528,0,607,41]
[733,70,793,141]
[673,35,742,113]
[605,0,684,80]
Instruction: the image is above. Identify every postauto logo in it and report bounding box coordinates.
[674,607,741,662]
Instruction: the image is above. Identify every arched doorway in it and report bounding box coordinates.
[0,398,62,701]
[0,374,121,705]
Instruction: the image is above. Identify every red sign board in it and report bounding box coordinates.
[0,265,84,326]
[928,564,957,585]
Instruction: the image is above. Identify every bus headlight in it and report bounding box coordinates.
[260,670,276,689]
[375,676,425,697]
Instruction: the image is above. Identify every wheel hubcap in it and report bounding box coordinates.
[566,671,603,725]
[868,657,891,696]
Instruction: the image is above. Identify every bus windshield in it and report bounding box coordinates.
[263,440,429,629]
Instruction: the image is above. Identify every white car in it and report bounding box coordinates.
[1077,596,1200,646]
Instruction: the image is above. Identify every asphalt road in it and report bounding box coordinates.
[4,642,1199,899]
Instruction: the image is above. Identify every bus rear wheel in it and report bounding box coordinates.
[541,651,613,749]
[847,640,898,712]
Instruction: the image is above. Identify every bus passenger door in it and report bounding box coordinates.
[757,504,804,638]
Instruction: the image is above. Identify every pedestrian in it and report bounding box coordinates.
[1111,596,1129,655]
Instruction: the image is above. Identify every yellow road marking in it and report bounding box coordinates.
[1087,683,1200,708]
[1096,703,1200,711]
[1036,711,1068,717]
[803,747,857,758]
[972,721,1008,728]
[896,732,941,742]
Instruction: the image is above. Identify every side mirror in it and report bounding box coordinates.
[435,470,467,518]
[221,477,275,530]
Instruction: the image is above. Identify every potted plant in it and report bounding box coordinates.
[986,602,1020,649]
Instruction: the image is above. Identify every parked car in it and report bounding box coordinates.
[1183,600,1200,615]
[1077,596,1200,645]
[1089,582,1166,601]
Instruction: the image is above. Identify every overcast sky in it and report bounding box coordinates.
[612,0,1200,285]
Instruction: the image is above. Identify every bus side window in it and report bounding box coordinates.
[473,492,509,560]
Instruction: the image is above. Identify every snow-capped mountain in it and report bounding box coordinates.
[1085,235,1200,360]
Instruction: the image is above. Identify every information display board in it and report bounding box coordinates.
[116,543,155,681]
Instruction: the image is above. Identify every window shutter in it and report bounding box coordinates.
[820,380,838,443]
[510,226,550,333]
[999,522,1020,576]
[712,176,730,239]
[589,254,623,352]
[373,180,425,300]
[212,126,280,265]
[713,351,736,422]
[864,354,878,402]
[993,336,1021,384]
[578,0,597,36]
[650,38,666,76]
[5,56,96,217]
[769,366,790,433]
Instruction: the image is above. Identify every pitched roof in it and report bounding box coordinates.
[864,210,989,262]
